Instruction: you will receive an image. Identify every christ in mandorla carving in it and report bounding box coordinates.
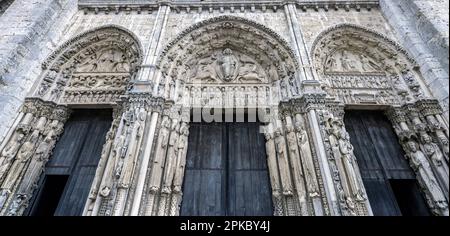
[217,48,239,82]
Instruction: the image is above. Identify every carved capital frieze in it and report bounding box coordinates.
[415,99,444,117]
[20,98,68,120]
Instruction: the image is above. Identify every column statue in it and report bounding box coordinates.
[406,140,449,215]
[274,128,294,196]
[420,133,449,198]
[286,124,309,215]
[295,121,320,198]
[264,131,283,216]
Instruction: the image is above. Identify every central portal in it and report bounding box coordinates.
[180,122,273,216]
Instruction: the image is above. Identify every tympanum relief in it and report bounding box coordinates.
[313,25,429,107]
[157,17,300,105]
[34,27,142,105]
[325,49,383,74]
[179,47,281,108]
[321,47,424,106]
[188,48,267,84]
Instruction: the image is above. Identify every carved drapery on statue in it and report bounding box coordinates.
[317,109,369,216]
[141,105,190,216]
[310,24,449,216]
[80,95,164,216]
[386,101,449,216]
[0,98,70,216]
[0,26,143,216]
[260,101,327,216]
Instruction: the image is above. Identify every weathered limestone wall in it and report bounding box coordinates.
[297,7,396,49]
[412,0,448,73]
[163,10,291,45]
[380,0,449,121]
[0,0,78,142]
[60,11,157,50]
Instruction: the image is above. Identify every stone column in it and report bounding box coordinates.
[129,105,162,216]
[143,103,178,216]
[283,2,315,82]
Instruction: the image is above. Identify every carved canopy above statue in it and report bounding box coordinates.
[157,16,299,84]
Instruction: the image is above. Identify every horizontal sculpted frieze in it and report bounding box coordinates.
[183,85,276,108]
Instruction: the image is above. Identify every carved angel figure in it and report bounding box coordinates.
[236,54,265,83]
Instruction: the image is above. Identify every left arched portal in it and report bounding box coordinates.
[0,25,143,216]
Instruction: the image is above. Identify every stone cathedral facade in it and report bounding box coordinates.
[0,0,448,216]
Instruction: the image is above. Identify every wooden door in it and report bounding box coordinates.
[28,110,112,216]
[180,122,273,216]
[344,110,430,216]
[180,123,227,216]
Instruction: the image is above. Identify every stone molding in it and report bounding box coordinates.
[78,0,379,14]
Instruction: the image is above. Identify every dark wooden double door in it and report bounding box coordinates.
[27,110,112,216]
[181,122,273,216]
[345,110,430,216]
